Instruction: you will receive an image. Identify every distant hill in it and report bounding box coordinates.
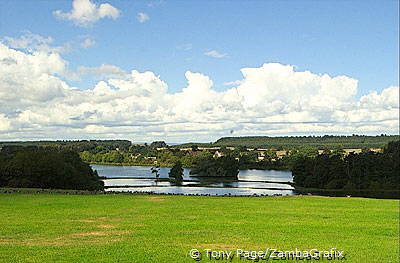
[1,135,399,151]
[213,135,400,149]
[0,140,132,152]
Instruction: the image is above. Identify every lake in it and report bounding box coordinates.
[92,164,295,196]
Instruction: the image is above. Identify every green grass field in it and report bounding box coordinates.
[0,193,398,263]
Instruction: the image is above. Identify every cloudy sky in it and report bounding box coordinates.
[0,0,398,143]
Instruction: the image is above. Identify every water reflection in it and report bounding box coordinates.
[92,164,294,196]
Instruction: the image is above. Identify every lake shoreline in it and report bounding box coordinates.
[0,187,290,197]
[88,161,183,168]
[0,188,369,199]
[1,187,397,199]
[87,161,292,171]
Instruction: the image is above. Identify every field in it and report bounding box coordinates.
[0,193,398,263]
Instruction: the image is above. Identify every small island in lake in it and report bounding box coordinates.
[189,155,239,179]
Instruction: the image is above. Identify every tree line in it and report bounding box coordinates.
[0,140,131,152]
[0,147,104,191]
[214,135,399,149]
[292,141,399,191]
[2,135,399,153]
[0,140,398,195]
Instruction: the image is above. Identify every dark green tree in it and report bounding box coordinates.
[168,161,183,181]
[190,155,239,178]
[0,148,103,190]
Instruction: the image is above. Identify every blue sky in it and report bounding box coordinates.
[1,0,398,95]
[0,0,398,141]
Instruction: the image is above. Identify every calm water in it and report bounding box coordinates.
[92,164,295,196]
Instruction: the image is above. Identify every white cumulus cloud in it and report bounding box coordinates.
[3,33,95,54]
[137,12,150,23]
[0,42,398,141]
[0,43,70,113]
[53,0,120,27]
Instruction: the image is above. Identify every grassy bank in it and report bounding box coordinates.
[0,194,398,262]
[294,187,400,199]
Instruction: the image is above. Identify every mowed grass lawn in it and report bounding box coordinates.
[0,194,398,263]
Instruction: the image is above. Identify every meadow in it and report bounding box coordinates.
[0,193,398,262]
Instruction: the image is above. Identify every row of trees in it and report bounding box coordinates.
[0,147,104,190]
[80,147,215,168]
[78,143,360,171]
[214,135,399,149]
[0,140,132,152]
[292,141,399,190]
